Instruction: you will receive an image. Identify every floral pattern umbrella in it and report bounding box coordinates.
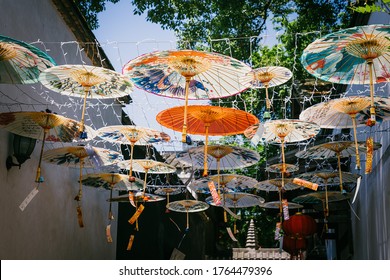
[0,35,56,84]
[301,24,390,123]
[240,66,293,112]
[123,50,251,141]
[39,64,133,136]
[42,145,123,227]
[0,111,95,183]
[157,105,258,176]
[96,125,170,179]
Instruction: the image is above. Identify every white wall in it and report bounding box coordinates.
[0,0,122,259]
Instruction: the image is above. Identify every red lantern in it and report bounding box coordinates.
[283,235,306,256]
[282,212,317,238]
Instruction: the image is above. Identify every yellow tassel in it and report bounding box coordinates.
[77,206,84,228]
[128,204,145,225]
[365,137,373,174]
[292,178,318,191]
[106,225,113,243]
[127,235,135,250]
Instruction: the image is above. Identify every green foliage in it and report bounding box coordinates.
[350,0,390,14]
[74,0,120,29]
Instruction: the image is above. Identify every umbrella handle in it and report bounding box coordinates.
[265,85,271,110]
[337,153,344,192]
[35,129,48,183]
[182,77,190,143]
[351,117,360,169]
[129,143,134,178]
[80,87,90,132]
[367,60,376,124]
[202,125,210,177]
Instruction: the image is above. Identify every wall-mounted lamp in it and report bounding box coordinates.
[6,134,36,170]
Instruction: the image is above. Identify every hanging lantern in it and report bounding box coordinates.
[283,235,307,257]
[282,212,317,238]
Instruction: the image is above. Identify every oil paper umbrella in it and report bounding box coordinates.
[295,141,381,192]
[261,201,303,210]
[109,191,166,235]
[292,191,351,230]
[189,174,258,194]
[301,24,390,123]
[123,50,252,142]
[39,65,133,137]
[157,105,259,176]
[300,96,390,169]
[295,170,360,214]
[255,178,303,222]
[265,163,299,174]
[206,192,265,233]
[42,145,124,227]
[240,66,293,117]
[0,110,95,183]
[167,200,209,230]
[80,172,143,242]
[117,159,176,195]
[262,119,321,168]
[80,173,143,218]
[155,187,182,207]
[0,35,55,84]
[96,125,170,180]
[261,119,320,204]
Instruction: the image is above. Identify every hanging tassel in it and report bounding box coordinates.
[365,137,374,174]
[207,181,221,206]
[224,210,228,223]
[127,234,135,250]
[77,205,84,228]
[128,204,145,225]
[274,222,282,240]
[106,224,113,243]
[128,192,136,208]
[19,187,39,211]
[293,178,318,191]
[282,199,290,221]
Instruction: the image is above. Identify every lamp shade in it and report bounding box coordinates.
[12,134,36,165]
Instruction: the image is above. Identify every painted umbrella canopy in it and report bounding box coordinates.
[123,49,251,100]
[0,35,55,84]
[301,24,390,122]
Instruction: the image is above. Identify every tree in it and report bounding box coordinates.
[74,0,120,29]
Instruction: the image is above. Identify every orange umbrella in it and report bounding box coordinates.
[156,105,259,176]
